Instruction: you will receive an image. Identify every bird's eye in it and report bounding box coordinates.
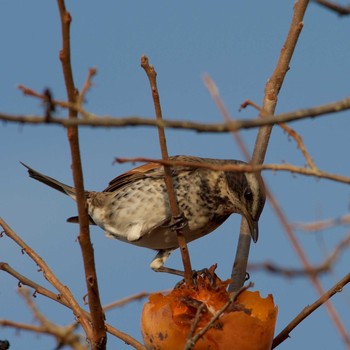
[244,190,253,201]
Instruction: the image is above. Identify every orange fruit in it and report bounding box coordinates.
[141,268,277,350]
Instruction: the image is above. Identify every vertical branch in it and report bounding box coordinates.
[229,0,310,292]
[57,1,106,349]
[141,55,193,286]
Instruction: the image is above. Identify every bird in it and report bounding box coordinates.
[21,156,266,275]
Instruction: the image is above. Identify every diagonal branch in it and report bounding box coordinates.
[141,55,193,285]
[184,282,253,349]
[314,0,350,15]
[0,218,90,332]
[229,0,310,293]
[203,76,350,346]
[0,262,145,349]
[272,272,350,348]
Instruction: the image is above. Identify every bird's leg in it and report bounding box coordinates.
[150,249,186,276]
[151,249,200,278]
[151,250,219,289]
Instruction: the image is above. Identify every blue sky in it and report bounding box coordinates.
[1,1,350,349]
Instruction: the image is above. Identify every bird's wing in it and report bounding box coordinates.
[103,162,163,192]
[103,156,200,193]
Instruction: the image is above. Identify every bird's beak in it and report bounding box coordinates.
[242,211,259,243]
[249,220,259,243]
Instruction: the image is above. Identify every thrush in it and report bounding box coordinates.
[21,156,266,273]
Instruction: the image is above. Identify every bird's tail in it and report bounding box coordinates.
[21,162,77,200]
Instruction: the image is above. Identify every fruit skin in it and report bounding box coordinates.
[141,270,277,350]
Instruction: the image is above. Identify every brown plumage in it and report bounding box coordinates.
[21,156,266,272]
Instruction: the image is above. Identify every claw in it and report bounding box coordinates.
[174,267,217,289]
[162,213,188,231]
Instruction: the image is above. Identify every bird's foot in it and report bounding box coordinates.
[162,213,188,232]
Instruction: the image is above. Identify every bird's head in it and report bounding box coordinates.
[224,163,266,242]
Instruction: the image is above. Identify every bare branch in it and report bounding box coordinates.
[230,0,310,292]
[103,290,170,312]
[2,94,350,132]
[314,0,350,15]
[14,288,86,350]
[0,219,90,331]
[57,1,106,348]
[240,100,317,170]
[294,213,350,232]
[203,3,350,345]
[203,75,251,160]
[141,55,193,285]
[0,262,66,307]
[266,191,350,348]
[272,272,350,348]
[0,263,145,349]
[249,230,350,277]
[77,68,97,112]
[115,156,350,185]
[279,123,317,169]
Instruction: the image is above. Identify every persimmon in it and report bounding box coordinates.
[141,267,277,350]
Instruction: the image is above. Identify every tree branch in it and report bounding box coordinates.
[141,55,193,285]
[115,156,350,185]
[202,74,350,346]
[229,0,310,292]
[294,213,350,232]
[2,93,350,131]
[184,282,253,349]
[57,2,106,348]
[314,0,350,15]
[0,218,90,331]
[249,230,350,278]
[0,262,145,349]
[272,272,350,348]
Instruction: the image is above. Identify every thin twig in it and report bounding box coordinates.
[249,229,350,277]
[115,156,350,185]
[0,219,90,331]
[241,99,317,170]
[203,75,251,161]
[185,303,207,346]
[0,262,145,350]
[141,55,193,285]
[184,282,253,350]
[314,0,350,15]
[0,262,67,306]
[279,123,317,169]
[17,288,86,350]
[294,213,350,232]
[103,290,170,312]
[272,272,350,348]
[267,192,350,348]
[77,67,97,113]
